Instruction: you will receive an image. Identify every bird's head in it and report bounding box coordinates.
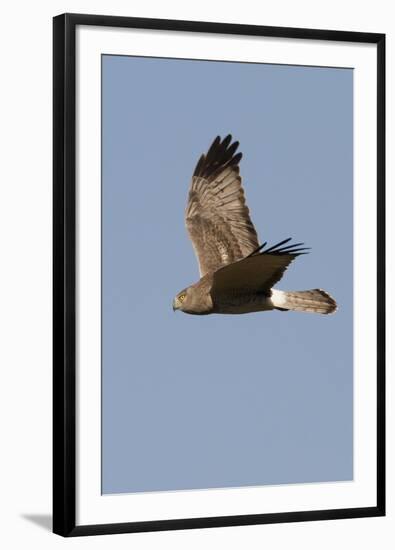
[172,285,212,315]
[172,287,193,313]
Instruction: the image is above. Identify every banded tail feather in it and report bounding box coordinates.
[271,289,337,315]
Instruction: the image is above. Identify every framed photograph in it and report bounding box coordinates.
[53,13,385,537]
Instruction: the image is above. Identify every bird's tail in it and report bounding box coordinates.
[271,289,337,315]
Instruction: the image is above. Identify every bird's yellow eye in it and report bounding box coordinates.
[178,293,186,302]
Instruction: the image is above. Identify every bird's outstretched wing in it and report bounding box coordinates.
[211,239,309,296]
[185,135,259,276]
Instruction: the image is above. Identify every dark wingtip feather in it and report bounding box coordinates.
[227,140,239,157]
[251,238,311,257]
[264,238,292,254]
[193,153,206,177]
[222,134,232,148]
[194,135,243,179]
[230,151,242,165]
[203,136,220,161]
[246,241,267,257]
[212,135,221,147]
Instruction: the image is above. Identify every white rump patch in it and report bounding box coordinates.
[271,289,286,307]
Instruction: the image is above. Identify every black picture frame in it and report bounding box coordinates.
[53,12,386,537]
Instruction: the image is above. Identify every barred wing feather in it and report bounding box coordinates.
[185,135,259,276]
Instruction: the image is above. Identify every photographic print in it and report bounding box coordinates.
[101,55,351,495]
[53,14,385,536]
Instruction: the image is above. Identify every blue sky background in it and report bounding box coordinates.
[101,55,353,494]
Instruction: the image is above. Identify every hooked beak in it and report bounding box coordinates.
[172,299,177,312]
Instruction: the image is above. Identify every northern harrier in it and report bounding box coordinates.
[173,135,337,316]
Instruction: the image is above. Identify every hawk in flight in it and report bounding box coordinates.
[173,135,337,316]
